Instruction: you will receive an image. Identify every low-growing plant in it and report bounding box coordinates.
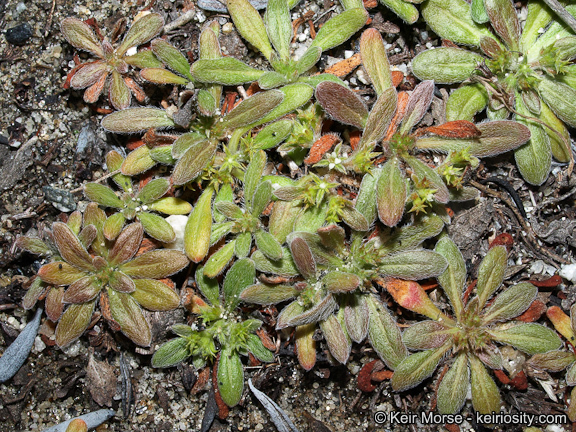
[412,0,576,184]
[84,150,192,243]
[191,0,367,90]
[386,237,562,415]
[205,150,284,277]
[316,28,531,224]
[18,203,188,347]
[240,217,447,370]
[61,13,165,109]
[152,258,273,407]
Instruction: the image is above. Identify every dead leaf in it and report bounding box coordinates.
[86,353,117,407]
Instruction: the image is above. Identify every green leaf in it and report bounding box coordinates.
[539,78,576,128]
[192,58,265,85]
[223,258,255,310]
[241,283,298,304]
[139,212,176,243]
[84,183,123,208]
[340,205,369,231]
[488,323,562,355]
[265,0,292,59]
[52,222,95,272]
[108,289,151,347]
[539,101,571,163]
[320,314,350,364]
[254,230,283,261]
[172,139,217,186]
[367,296,407,369]
[149,197,192,215]
[184,189,213,262]
[344,294,369,343]
[269,201,300,243]
[199,22,222,59]
[109,69,131,111]
[315,81,368,129]
[195,266,221,305]
[469,354,501,415]
[120,249,189,278]
[246,83,313,127]
[258,71,289,89]
[294,203,328,233]
[527,350,576,372]
[228,0,273,59]
[379,250,448,280]
[171,132,205,159]
[121,145,156,176]
[308,8,368,52]
[359,28,392,96]
[376,159,406,227]
[391,345,448,391]
[471,0,489,23]
[435,237,465,319]
[399,80,435,135]
[522,0,553,49]
[55,301,96,347]
[117,13,164,56]
[476,245,507,309]
[483,0,520,50]
[402,321,451,350]
[246,333,274,362]
[421,0,495,46]
[446,84,488,122]
[235,232,252,258]
[295,323,316,370]
[377,0,419,24]
[60,18,104,57]
[152,338,190,368]
[278,294,337,328]
[412,47,484,84]
[362,87,398,146]
[252,181,273,217]
[514,92,552,185]
[482,282,537,324]
[137,178,170,204]
[295,46,322,75]
[149,145,175,165]
[218,349,244,407]
[102,108,175,134]
[204,240,236,278]
[252,247,299,277]
[132,279,180,311]
[355,168,380,225]
[220,91,284,131]
[437,354,469,414]
[125,49,164,69]
[140,68,190,85]
[253,119,293,149]
[151,38,193,80]
[323,271,361,293]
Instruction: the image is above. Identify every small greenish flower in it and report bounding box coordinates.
[61,13,164,110]
[152,258,273,407]
[84,151,192,243]
[34,203,189,347]
[388,237,562,415]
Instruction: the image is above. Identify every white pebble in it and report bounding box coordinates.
[559,264,576,284]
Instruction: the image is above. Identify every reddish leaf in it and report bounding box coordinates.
[424,120,481,139]
[488,233,514,251]
[304,134,340,165]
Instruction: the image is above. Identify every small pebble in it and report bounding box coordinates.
[5,23,33,46]
[222,22,234,34]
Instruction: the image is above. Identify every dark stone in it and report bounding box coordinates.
[5,23,33,46]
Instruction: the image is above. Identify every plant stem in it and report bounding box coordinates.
[542,0,576,33]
